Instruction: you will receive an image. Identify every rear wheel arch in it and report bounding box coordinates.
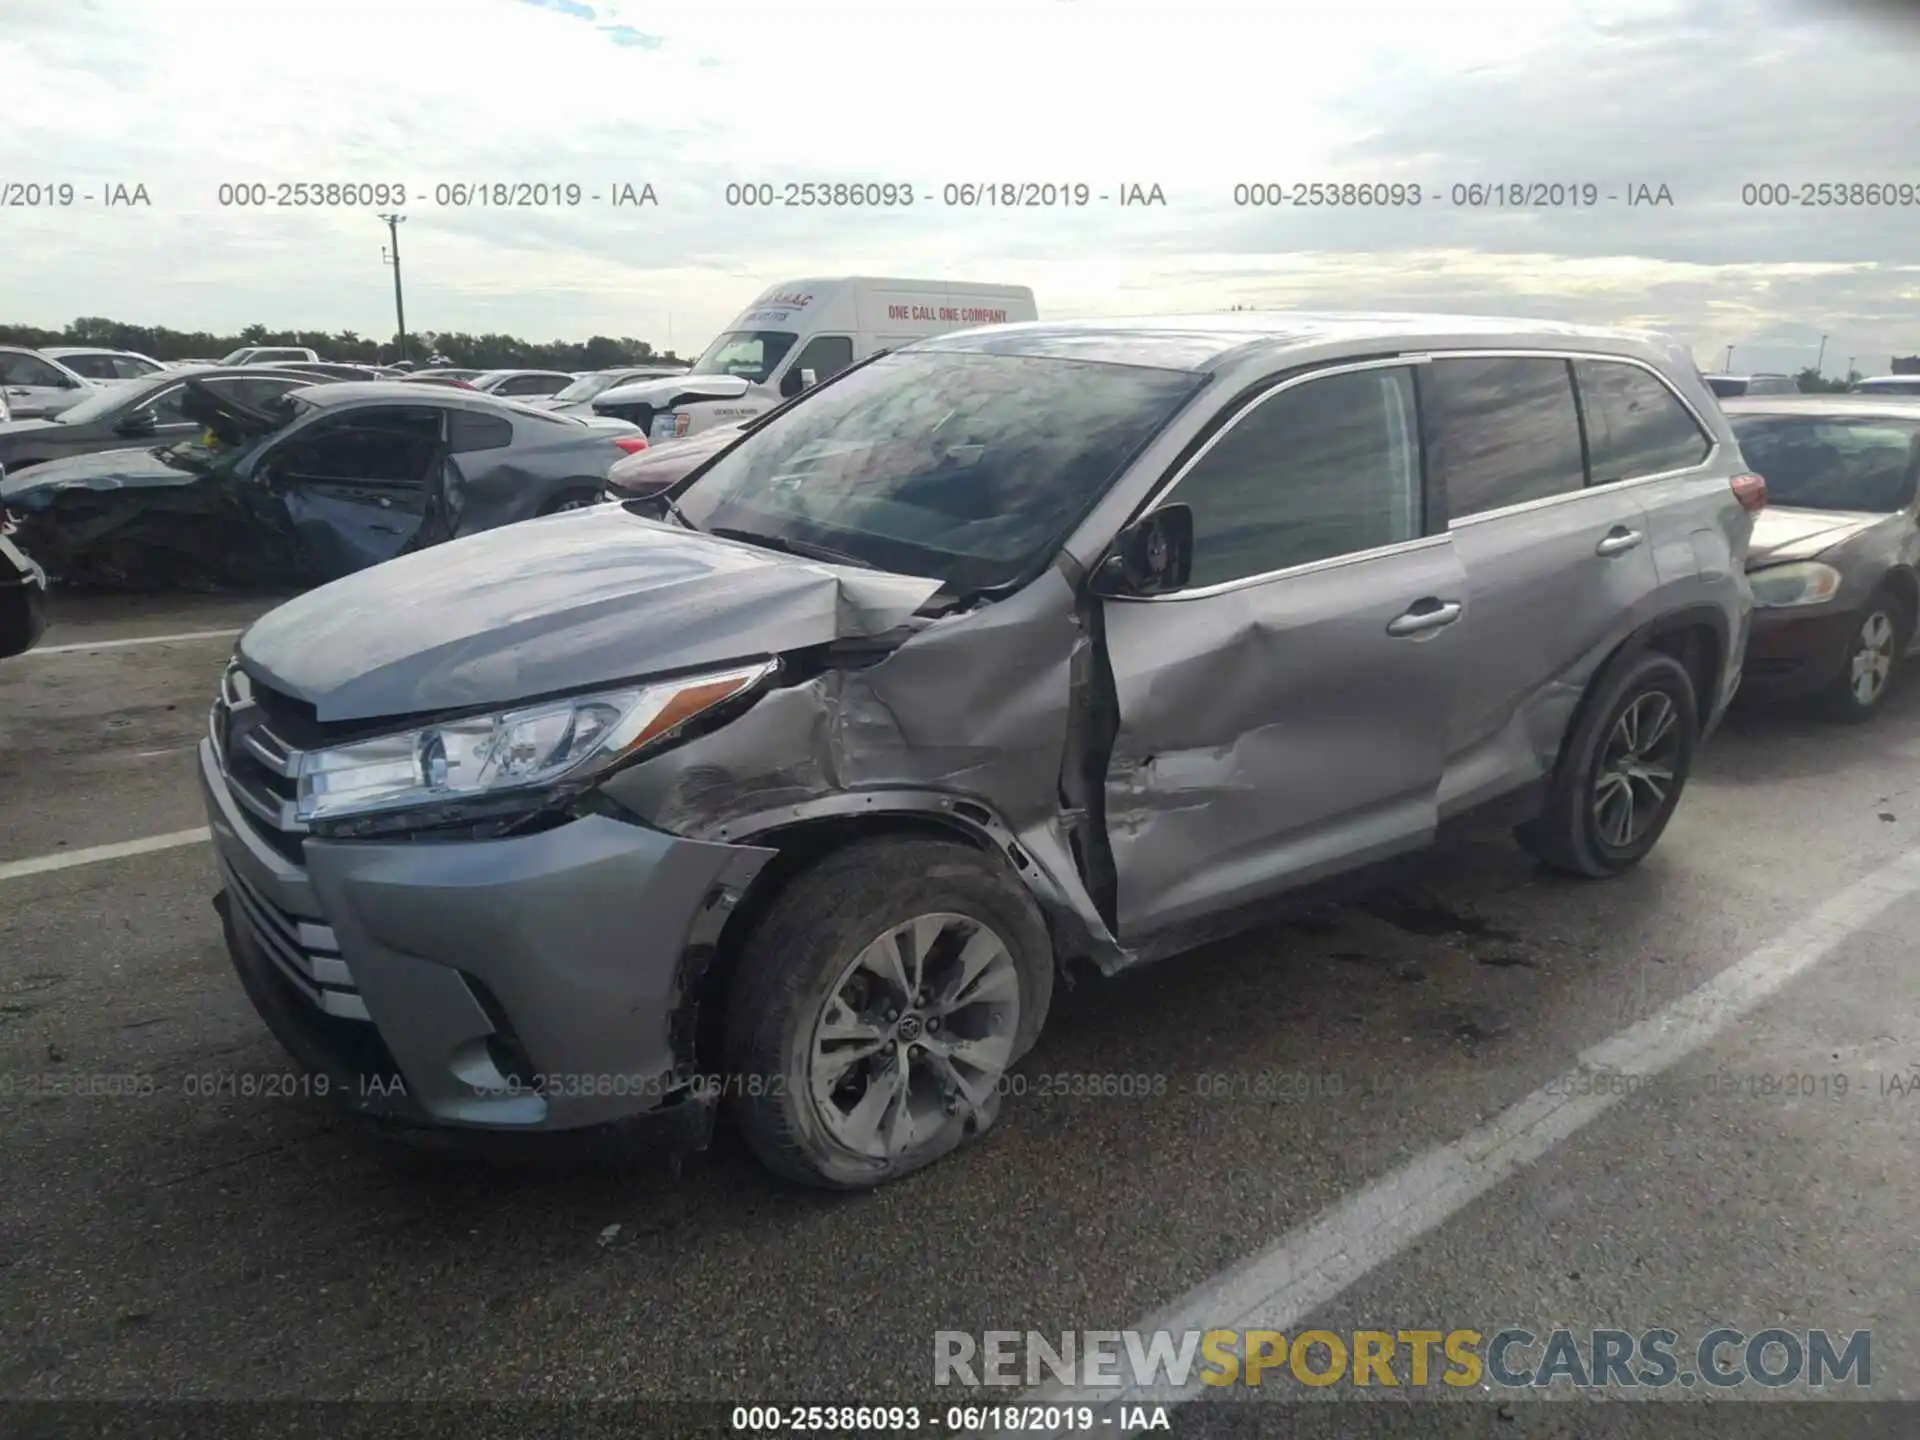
[1545,608,1724,791]
[538,482,605,516]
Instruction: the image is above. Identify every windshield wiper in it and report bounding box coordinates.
[707,525,873,569]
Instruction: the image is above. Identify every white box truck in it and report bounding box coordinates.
[592,276,1037,442]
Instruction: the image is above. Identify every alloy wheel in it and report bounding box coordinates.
[807,912,1020,1162]
[1848,610,1897,707]
[1592,689,1684,850]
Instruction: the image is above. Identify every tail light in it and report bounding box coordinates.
[1730,471,1767,513]
[612,436,649,455]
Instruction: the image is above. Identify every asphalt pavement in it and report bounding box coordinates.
[2,591,1917,1438]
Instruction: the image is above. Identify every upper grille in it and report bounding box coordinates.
[211,662,309,854]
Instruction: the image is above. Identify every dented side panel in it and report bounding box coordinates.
[600,566,1124,962]
[1098,539,1472,941]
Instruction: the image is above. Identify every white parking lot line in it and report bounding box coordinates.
[27,628,241,656]
[0,827,211,883]
[1006,844,1920,1435]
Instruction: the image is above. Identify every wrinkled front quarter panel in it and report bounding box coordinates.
[599,566,1115,956]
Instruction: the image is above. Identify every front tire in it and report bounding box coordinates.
[722,837,1054,1190]
[1516,650,1699,878]
[1821,593,1909,722]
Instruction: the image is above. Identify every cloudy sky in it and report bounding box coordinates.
[3,0,1917,375]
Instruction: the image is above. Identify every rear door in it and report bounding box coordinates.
[1423,353,1661,816]
[1100,359,1469,941]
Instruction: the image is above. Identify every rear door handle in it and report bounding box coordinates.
[1596,528,1644,557]
[1386,599,1463,636]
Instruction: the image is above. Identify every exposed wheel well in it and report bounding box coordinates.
[1643,619,1722,719]
[688,814,996,1075]
[1872,568,1919,627]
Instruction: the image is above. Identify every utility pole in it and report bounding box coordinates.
[1815,333,1828,376]
[1723,345,1734,370]
[379,213,408,365]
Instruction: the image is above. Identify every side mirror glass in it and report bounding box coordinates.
[1091,504,1194,598]
[116,409,158,436]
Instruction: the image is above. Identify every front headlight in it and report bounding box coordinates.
[1749,561,1842,608]
[295,659,775,826]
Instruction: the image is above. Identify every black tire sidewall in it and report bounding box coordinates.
[723,838,1053,1189]
[1558,651,1699,875]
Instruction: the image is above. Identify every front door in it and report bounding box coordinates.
[255,406,443,578]
[1100,360,1469,942]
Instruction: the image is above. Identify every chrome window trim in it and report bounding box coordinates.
[1431,349,1720,529]
[1125,532,1456,603]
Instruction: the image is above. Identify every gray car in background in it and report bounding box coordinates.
[41,346,169,381]
[2,379,645,589]
[536,365,693,415]
[468,369,577,399]
[201,313,1756,1190]
[0,346,96,419]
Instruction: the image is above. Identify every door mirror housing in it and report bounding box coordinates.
[779,366,819,399]
[115,409,159,437]
[1091,504,1194,598]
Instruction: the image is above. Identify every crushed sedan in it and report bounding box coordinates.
[0,380,646,590]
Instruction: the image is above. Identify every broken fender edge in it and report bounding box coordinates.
[693,786,1129,972]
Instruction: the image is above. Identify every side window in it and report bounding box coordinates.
[1171,366,1422,590]
[111,356,161,378]
[2,353,74,388]
[147,385,192,422]
[448,410,514,452]
[1575,360,1712,483]
[271,407,442,486]
[1423,357,1586,521]
[59,354,118,380]
[789,335,855,382]
[498,375,543,395]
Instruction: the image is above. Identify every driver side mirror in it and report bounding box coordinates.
[1091,504,1194,598]
[115,409,158,437]
[779,366,818,399]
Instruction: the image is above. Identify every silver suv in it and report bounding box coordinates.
[199,313,1759,1189]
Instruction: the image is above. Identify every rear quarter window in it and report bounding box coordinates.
[448,410,515,451]
[1574,359,1713,482]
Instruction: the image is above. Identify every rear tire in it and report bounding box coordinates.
[1820,591,1910,723]
[722,837,1054,1190]
[1516,650,1698,878]
[539,486,603,516]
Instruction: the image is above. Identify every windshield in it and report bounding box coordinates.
[674,351,1204,595]
[690,330,798,384]
[1732,415,1920,512]
[1854,380,1920,395]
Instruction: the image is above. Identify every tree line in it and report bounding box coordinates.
[0,317,691,370]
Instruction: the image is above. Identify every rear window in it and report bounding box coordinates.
[1704,377,1748,398]
[1729,415,1920,513]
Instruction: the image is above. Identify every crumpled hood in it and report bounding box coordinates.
[237,504,943,722]
[0,445,192,502]
[595,374,747,410]
[1745,507,1881,567]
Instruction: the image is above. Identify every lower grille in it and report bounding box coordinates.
[216,852,369,1023]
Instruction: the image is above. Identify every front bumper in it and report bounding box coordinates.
[1737,604,1860,699]
[199,738,775,1137]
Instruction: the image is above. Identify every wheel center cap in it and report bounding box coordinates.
[896,1014,924,1041]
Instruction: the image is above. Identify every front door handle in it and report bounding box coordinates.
[1596,528,1644,557]
[1386,599,1463,637]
